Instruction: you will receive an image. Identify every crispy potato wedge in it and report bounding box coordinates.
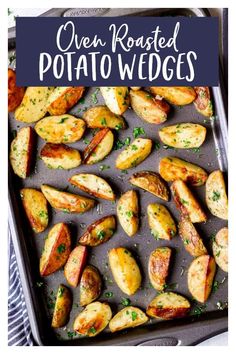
[150,87,196,105]
[100,87,130,115]
[41,184,95,213]
[20,188,48,233]
[83,128,114,164]
[15,87,54,122]
[40,223,71,276]
[212,227,228,272]
[159,123,207,149]
[194,87,213,117]
[146,292,191,319]
[80,265,102,306]
[147,203,176,240]
[109,306,148,332]
[108,247,141,295]
[130,89,170,124]
[40,143,81,170]
[52,284,72,328]
[47,86,84,115]
[64,245,87,287]
[83,105,126,130]
[188,255,216,303]
[148,247,172,291]
[159,157,208,186]
[117,190,139,237]
[116,138,152,170]
[205,170,228,220]
[69,173,115,201]
[35,114,86,144]
[79,215,116,246]
[10,126,34,179]
[8,68,25,112]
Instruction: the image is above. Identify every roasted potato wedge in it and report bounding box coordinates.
[80,265,102,306]
[116,138,152,170]
[40,223,71,276]
[212,227,228,272]
[35,114,86,144]
[193,87,213,117]
[64,245,87,287]
[20,188,48,233]
[147,203,176,240]
[79,215,116,246]
[148,247,172,291]
[146,292,191,319]
[150,86,196,105]
[83,105,126,130]
[109,306,148,333]
[8,68,25,112]
[130,87,141,91]
[51,284,72,328]
[159,157,208,186]
[100,87,130,115]
[69,173,115,201]
[159,123,207,149]
[40,143,81,170]
[205,170,228,220]
[117,190,139,237]
[109,247,142,295]
[83,128,114,164]
[10,126,34,179]
[47,86,84,115]
[41,184,95,214]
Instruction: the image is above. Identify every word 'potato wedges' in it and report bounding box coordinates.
[117,190,139,237]
[109,306,148,332]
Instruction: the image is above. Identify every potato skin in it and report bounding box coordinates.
[147,203,176,240]
[194,87,213,117]
[100,87,130,115]
[40,143,81,170]
[150,86,196,105]
[148,247,171,291]
[8,68,25,112]
[205,170,228,220]
[116,138,152,170]
[83,105,126,130]
[212,227,228,272]
[64,245,87,287]
[117,190,139,237]
[52,284,72,328]
[83,128,114,164]
[47,86,84,115]
[80,265,102,306]
[79,215,116,246]
[109,306,148,333]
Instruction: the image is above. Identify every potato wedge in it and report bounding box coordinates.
[108,247,141,295]
[15,87,54,122]
[212,227,228,272]
[147,203,176,240]
[187,255,216,303]
[47,86,84,115]
[194,87,213,117]
[20,188,48,233]
[109,306,148,332]
[83,128,114,164]
[148,247,172,291]
[35,114,86,144]
[10,126,34,179]
[146,292,191,319]
[83,105,126,130]
[205,170,228,220]
[130,87,141,91]
[40,143,81,170]
[8,68,25,112]
[150,87,196,105]
[52,284,72,328]
[69,173,115,201]
[159,123,207,149]
[117,190,139,237]
[79,215,116,246]
[73,302,112,337]
[80,265,102,306]
[41,184,95,213]
[130,89,170,124]
[159,157,208,186]
[40,223,71,276]
[100,87,130,115]
[64,245,87,287]
[116,138,152,170]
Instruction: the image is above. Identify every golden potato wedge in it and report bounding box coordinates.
[108,247,141,295]
[47,86,84,115]
[83,105,126,130]
[205,170,228,220]
[130,89,170,124]
[64,245,87,287]
[117,190,139,237]
[80,265,102,306]
[79,215,116,246]
[83,128,114,164]
[150,86,196,105]
[109,306,148,333]
[10,126,34,179]
[212,227,228,272]
[188,255,216,303]
[130,87,141,91]
[159,157,208,186]
[159,123,207,149]
[40,143,81,170]
[148,247,172,291]
[35,114,86,144]
[15,87,54,122]
[73,302,112,337]
[8,68,25,112]
[194,87,213,117]
[147,203,176,240]
[116,138,152,170]
[41,184,95,214]
[146,292,191,319]
[69,173,115,201]
[100,87,130,115]
[129,171,169,201]
[20,188,48,233]
[52,284,72,328]
[40,223,71,276]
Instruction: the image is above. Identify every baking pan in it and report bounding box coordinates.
[8,8,228,346]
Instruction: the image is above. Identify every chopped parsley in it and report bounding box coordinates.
[131,311,138,321]
[67,331,77,339]
[97,230,106,240]
[58,117,69,124]
[126,210,134,218]
[89,327,97,334]
[212,191,221,201]
[154,141,161,150]
[99,164,110,171]
[101,117,107,126]
[131,144,138,151]
[121,298,131,306]
[105,292,113,298]
[115,123,123,130]
[212,280,219,293]
[133,127,145,138]
[57,244,66,254]
[58,287,65,297]
[90,88,99,104]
